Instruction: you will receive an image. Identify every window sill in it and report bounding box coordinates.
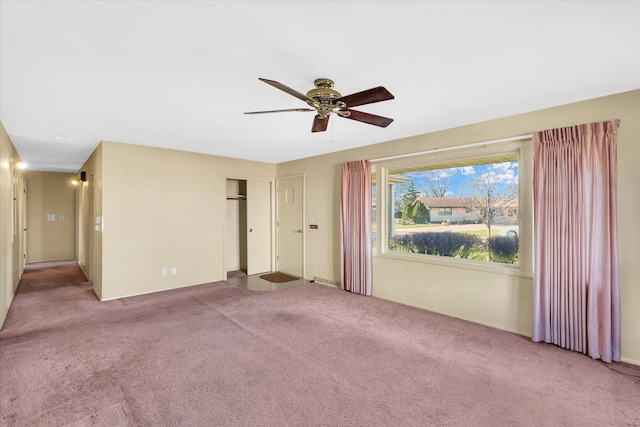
[374,251,534,279]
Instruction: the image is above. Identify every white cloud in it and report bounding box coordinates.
[413,169,454,180]
[458,166,475,175]
[484,162,518,184]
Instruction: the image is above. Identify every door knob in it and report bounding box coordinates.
[294,230,302,233]
[249,228,253,232]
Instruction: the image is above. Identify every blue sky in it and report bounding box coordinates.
[402,161,518,197]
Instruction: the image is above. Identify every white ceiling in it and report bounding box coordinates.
[1,1,639,172]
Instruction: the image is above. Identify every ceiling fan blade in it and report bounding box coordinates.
[335,86,394,108]
[244,108,315,115]
[340,109,394,128]
[259,78,317,105]
[311,115,329,133]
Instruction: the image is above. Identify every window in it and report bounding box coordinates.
[373,139,532,273]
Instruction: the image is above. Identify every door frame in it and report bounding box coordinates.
[222,174,275,280]
[275,174,305,279]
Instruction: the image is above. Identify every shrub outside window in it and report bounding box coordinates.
[378,150,523,266]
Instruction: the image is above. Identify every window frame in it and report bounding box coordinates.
[372,139,533,278]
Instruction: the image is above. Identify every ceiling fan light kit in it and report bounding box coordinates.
[245,77,394,133]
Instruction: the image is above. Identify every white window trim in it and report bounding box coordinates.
[373,139,533,278]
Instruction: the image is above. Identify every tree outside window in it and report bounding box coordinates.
[385,154,520,265]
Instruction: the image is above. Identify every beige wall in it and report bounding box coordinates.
[26,172,77,263]
[277,90,640,365]
[95,141,275,300]
[4,92,636,360]
[66,90,640,364]
[0,122,27,329]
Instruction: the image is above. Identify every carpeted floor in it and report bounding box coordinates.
[1,261,639,426]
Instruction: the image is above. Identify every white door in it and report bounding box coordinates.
[246,180,272,275]
[276,176,304,277]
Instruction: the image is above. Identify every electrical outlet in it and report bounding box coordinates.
[161,268,168,276]
[171,267,177,275]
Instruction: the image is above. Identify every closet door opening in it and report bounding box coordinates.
[226,178,271,276]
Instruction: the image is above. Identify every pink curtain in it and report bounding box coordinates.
[340,160,373,295]
[532,120,620,362]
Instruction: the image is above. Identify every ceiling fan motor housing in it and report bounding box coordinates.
[306,78,342,99]
[306,79,344,117]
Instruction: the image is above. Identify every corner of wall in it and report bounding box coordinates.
[0,121,28,329]
[76,141,103,300]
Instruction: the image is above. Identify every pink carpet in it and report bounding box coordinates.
[1,261,639,426]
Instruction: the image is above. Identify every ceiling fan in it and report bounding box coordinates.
[244,78,395,133]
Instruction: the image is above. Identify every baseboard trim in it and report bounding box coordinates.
[313,277,341,288]
[621,357,640,367]
[99,281,207,302]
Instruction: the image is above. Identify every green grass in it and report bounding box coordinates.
[394,223,441,229]
[373,223,442,230]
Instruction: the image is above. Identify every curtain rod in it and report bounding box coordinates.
[371,119,620,163]
[370,134,533,163]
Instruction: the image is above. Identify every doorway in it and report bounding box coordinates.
[276,175,304,277]
[225,178,272,276]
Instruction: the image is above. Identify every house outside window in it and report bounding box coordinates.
[372,140,532,272]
